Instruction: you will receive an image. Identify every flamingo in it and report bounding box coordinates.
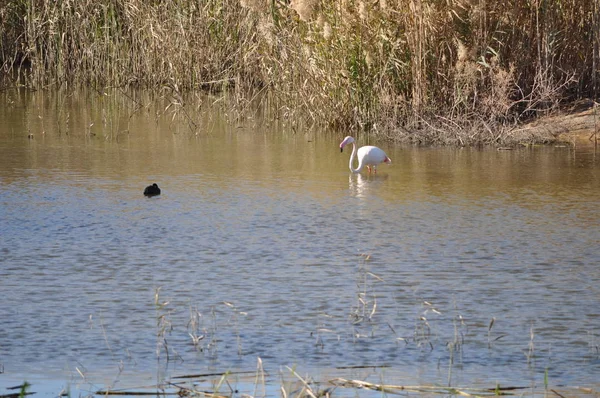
[143,183,161,197]
[339,136,391,174]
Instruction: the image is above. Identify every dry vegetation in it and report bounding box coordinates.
[1,0,599,145]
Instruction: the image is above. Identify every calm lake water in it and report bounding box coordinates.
[1,90,599,397]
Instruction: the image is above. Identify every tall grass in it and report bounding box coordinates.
[1,0,598,144]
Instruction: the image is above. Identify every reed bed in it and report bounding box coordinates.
[89,371,597,397]
[1,0,598,144]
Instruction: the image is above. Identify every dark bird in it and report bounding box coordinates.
[144,183,161,197]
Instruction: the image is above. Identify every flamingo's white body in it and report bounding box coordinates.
[339,136,391,174]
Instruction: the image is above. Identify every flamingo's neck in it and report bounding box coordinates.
[348,142,364,173]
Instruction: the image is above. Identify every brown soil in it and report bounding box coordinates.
[515,100,600,146]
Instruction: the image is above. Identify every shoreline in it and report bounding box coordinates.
[515,103,600,147]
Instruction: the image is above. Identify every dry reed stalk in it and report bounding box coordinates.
[253,357,266,398]
[284,367,318,398]
[329,377,529,396]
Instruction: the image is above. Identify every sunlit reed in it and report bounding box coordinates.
[1,0,596,145]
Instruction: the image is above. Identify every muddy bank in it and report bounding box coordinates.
[512,102,599,146]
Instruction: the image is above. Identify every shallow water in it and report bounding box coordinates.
[1,90,599,397]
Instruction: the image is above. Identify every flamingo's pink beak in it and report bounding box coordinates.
[384,157,391,164]
[340,136,352,151]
